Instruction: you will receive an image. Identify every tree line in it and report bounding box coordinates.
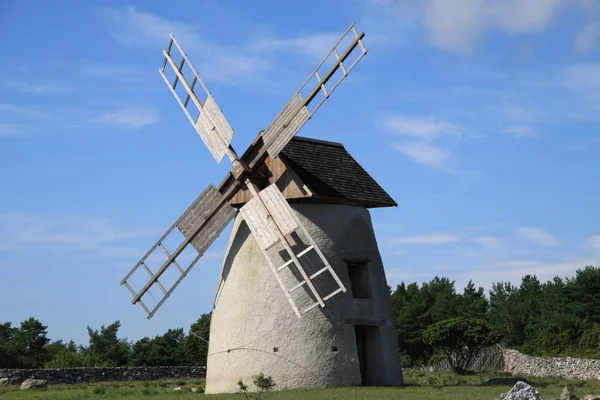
[392,265,600,366]
[0,314,211,369]
[1,265,599,369]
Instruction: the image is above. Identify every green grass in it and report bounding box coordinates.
[2,371,600,400]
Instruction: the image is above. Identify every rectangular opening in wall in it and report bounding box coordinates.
[354,325,382,386]
[346,260,371,299]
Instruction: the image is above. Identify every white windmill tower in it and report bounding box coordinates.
[121,23,403,394]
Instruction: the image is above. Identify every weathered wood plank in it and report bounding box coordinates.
[188,199,236,256]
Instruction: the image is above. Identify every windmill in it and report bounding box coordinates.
[121,23,402,393]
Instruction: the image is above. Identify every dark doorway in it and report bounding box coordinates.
[354,325,382,385]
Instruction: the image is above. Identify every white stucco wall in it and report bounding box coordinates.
[205,203,402,394]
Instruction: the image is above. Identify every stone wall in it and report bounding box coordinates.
[0,366,206,385]
[503,349,600,380]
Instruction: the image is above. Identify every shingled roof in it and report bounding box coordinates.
[279,136,397,208]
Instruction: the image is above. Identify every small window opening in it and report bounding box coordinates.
[346,260,372,299]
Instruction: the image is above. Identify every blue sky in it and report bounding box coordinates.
[1,0,600,345]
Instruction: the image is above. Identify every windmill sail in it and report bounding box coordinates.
[121,184,236,319]
[159,34,234,164]
[240,184,346,318]
[261,23,368,159]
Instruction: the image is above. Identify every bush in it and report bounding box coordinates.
[237,373,276,399]
[423,317,499,374]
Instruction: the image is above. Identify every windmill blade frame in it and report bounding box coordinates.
[121,184,236,319]
[260,22,368,159]
[240,183,346,318]
[159,34,235,164]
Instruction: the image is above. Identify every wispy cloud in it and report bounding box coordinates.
[0,212,155,256]
[517,227,560,247]
[104,6,200,49]
[249,33,340,61]
[0,124,24,136]
[575,22,600,53]
[503,126,532,138]
[0,103,48,119]
[380,115,460,141]
[96,107,159,127]
[586,235,600,255]
[394,142,450,169]
[383,224,597,291]
[389,234,462,245]
[472,236,505,251]
[378,114,460,169]
[0,78,70,94]
[102,7,343,87]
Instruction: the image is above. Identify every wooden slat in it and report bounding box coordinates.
[187,199,236,256]
[203,94,234,146]
[239,196,279,249]
[277,245,313,271]
[259,184,300,237]
[261,93,303,151]
[288,266,328,293]
[177,185,227,240]
[265,106,310,161]
[159,243,184,274]
[195,110,228,164]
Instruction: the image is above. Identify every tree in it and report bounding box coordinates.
[186,313,211,366]
[85,321,131,367]
[46,340,83,368]
[0,322,18,368]
[457,280,488,320]
[423,317,499,374]
[12,317,50,368]
[391,277,460,366]
[130,328,186,366]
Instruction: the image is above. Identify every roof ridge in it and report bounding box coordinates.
[292,135,344,148]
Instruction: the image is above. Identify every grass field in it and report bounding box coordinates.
[2,370,599,400]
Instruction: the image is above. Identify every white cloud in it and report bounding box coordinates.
[424,0,487,52]
[389,234,462,245]
[97,107,159,127]
[104,7,270,85]
[517,227,560,247]
[380,115,460,140]
[105,6,200,49]
[394,141,449,168]
[381,0,585,53]
[379,114,459,169]
[103,7,345,87]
